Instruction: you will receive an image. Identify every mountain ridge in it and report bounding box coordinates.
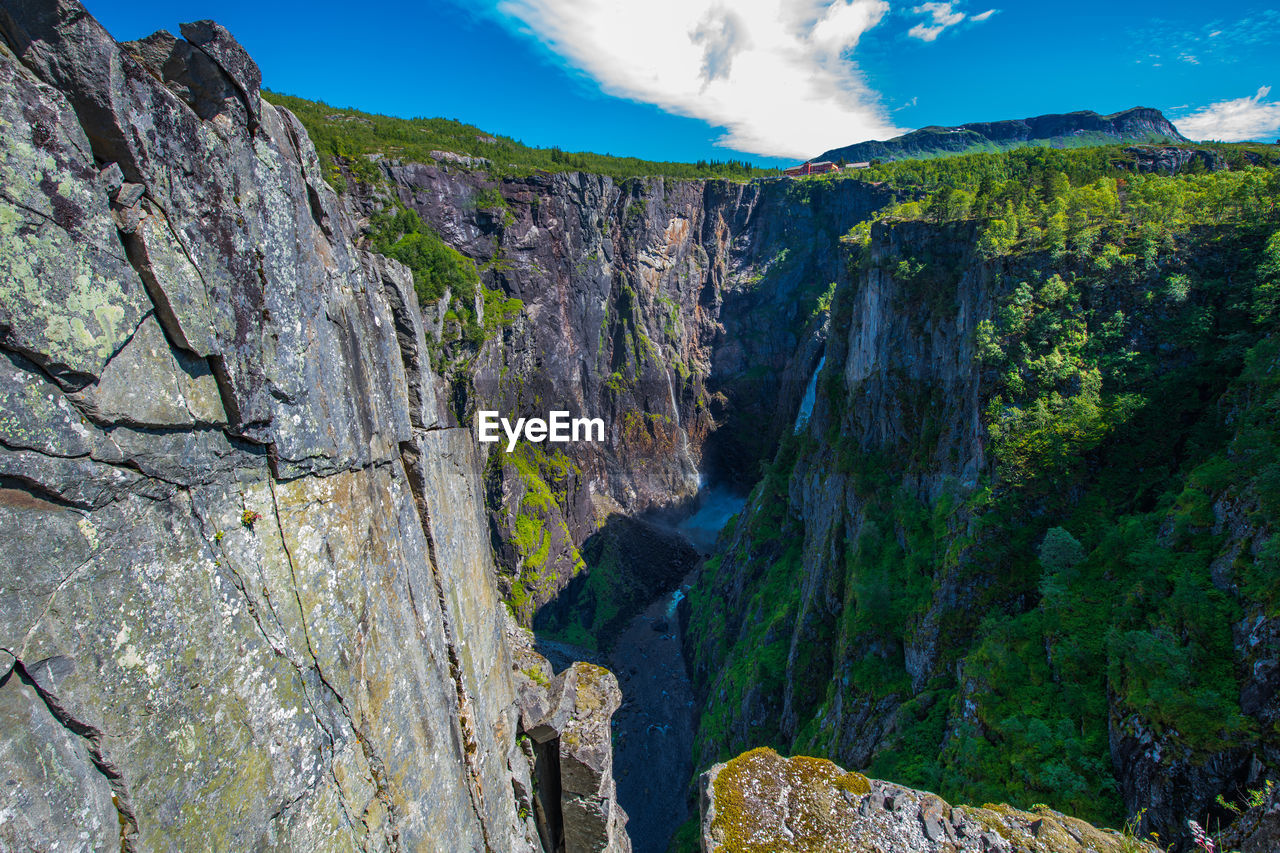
[815,106,1188,164]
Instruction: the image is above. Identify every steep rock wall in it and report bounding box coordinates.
[340,157,892,617]
[0,4,622,850]
[687,206,1280,846]
[687,219,994,768]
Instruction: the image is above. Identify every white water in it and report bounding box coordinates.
[665,368,682,429]
[794,354,826,433]
[665,587,686,622]
[675,483,746,555]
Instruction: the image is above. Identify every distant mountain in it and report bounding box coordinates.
[815,107,1188,165]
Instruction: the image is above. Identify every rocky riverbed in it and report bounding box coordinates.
[534,482,744,852]
[537,578,696,853]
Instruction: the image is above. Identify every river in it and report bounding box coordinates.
[535,484,744,852]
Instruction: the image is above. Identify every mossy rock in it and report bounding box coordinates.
[704,749,1163,852]
[708,748,860,852]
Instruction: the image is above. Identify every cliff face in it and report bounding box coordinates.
[687,187,1280,845]
[0,4,625,850]
[340,156,892,618]
[687,218,995,770]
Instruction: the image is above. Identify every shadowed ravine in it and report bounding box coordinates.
[534,485,744,853]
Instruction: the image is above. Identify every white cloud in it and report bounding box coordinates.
[906,3,997,42]
[1130,12,1280,67]
[492,0,904,159]
[1175,86,1280,141]
[908,2,965,41]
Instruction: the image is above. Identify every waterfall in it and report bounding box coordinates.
[794,354,826,433]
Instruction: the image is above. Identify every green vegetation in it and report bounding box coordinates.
[688,143,1280,831]
[521,665,550,688]
[1217,778,1276,815]
[369,205,478,305]
[666,816,701,853]
[367,202,521,350]
[264,91,777,181]
[502,443,585,623]
[687,433,811,758]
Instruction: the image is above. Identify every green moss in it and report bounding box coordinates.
[522,666,549,688]
[500,442,586,622]
[710,749,856,852]
[832,771,871,797]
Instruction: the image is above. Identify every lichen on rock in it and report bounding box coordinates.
[700,748,1163,853]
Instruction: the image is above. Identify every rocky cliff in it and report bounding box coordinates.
[331,149,892,622]
[0,3,626,850]
[687,152,1280,849]
[816,107,1187,164]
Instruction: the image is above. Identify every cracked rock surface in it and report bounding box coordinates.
[0,2,606,850]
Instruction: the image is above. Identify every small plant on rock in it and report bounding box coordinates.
[1188,819,1216,852]
[241,510,262,529]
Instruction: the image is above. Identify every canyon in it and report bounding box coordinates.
[2,3,1279,853]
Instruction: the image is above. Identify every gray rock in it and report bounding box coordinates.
[0,4,635,851]
[179,19,261,126]
[70,315,226,427]
[0,665,121,852]
[0,34,150,387]
[558,663,630,853]
[97,161,123,195]
[124,27,250,127]
[123,200,219,355]
[520,666,577,744]
[700,748,1159,853]
[0,349,101,457]
[512,660,630,853]
[114,180,144,207]
[369,251,445,430]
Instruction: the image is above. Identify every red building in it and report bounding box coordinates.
[783,160,840,177]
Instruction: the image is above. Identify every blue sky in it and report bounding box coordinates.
[87,1,1280,165]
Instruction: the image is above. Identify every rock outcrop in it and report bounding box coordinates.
[0,3,624,850]
[700,748,1162,853]
[511,634,631,853]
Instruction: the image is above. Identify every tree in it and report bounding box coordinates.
[1252,230,1280,323]
[1039,527,1085,573]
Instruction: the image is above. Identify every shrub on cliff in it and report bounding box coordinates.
[368,206,478,305]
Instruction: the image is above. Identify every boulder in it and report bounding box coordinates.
[700,747,1163,853]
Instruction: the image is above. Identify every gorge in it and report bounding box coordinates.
[2,3,1280,853]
